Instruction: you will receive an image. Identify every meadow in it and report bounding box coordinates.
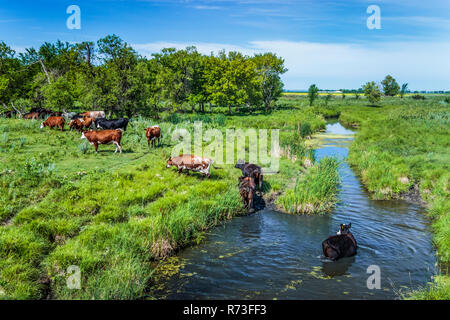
[0,106,334,299]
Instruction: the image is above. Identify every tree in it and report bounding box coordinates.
[308,84,319,106]
[381,75,400,96]
[363,81,382,105]
[400,83,408,98]
[252,53,287,111]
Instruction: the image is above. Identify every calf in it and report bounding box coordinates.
[322,223,357,261]
[81,129,122,153]
[40,116,65,131]
[166,154,212,178]
[81,111,105,119]
[69,117,93,131]
[235,162,263,191]
[145,125,161,148]
[96,118,129,131]
[238,176,256,211]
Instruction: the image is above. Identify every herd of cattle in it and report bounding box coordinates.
[6,108,162,153]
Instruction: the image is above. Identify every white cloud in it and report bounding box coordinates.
[133,40,450,91]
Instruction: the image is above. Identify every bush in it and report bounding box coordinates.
[411,94,426,100]
[300,122,312,138]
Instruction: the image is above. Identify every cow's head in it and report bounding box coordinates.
[235,159,245,170]
[337,223,352,235]
[81,131,87,140]
[39,122,45,129]
[166,157,173,168]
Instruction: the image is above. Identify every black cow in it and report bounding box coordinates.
[234,161,263,191]
[322,223,357,261]
[96,118,130,131]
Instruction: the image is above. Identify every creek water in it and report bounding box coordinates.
[151,120,437,300]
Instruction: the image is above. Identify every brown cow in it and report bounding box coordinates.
[69,119,83,131]
[166,154,212,178]
[81,129,122,153]
[238,176,256,211]
[40,116,65,131]
[69,117,94,131]
[81,111,105,119]
[24,112,39,120]
[145,125,161,148]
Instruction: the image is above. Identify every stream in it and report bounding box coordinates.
[150,120,437,300]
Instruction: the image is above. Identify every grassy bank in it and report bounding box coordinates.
[280,94,449,299]
[338,96,449,299]
[0,105,332,299]
[276,157,340,214]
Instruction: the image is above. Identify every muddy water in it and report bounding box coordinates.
[150,121,437,300]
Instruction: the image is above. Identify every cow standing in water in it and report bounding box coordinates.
[145,125,161,148]
[238,176,256,212]
[166,154,212,178]
[234,161,263,191]
[322,224,357,261]
[40,116,65,131]
[81,129,123,153]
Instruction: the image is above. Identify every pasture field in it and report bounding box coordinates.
[0,107,335,299]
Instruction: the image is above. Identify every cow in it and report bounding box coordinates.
[166,154,212,178]
[69,119,82,131]
[322,223,357,261]
[145,125,161,148]
[40,116,65,131]
[69,117,93,131]
[234,161,263,191]
[81,129,123,153]
[96,118,129,131]
[24,112,40,120]
[62,111,81,120]
[81,111,105,119]
[238,176,256,211]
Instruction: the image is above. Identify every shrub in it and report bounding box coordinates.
[300,122,312,138]
[411,94,426,100]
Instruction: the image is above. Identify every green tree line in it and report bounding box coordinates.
[0,35,287,117]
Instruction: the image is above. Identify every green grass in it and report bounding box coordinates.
[276,157,340,214]
[335,95,449,299]
[0,105,329,299]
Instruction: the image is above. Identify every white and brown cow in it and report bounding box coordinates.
[166,154,212,178]
[145,125,161,148]
[81,129,122,153]
[81,111,105,119]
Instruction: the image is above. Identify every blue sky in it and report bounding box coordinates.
[1,0,449,90]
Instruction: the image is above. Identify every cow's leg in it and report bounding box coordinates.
[147,137,150,148]
[94,142,98,153]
